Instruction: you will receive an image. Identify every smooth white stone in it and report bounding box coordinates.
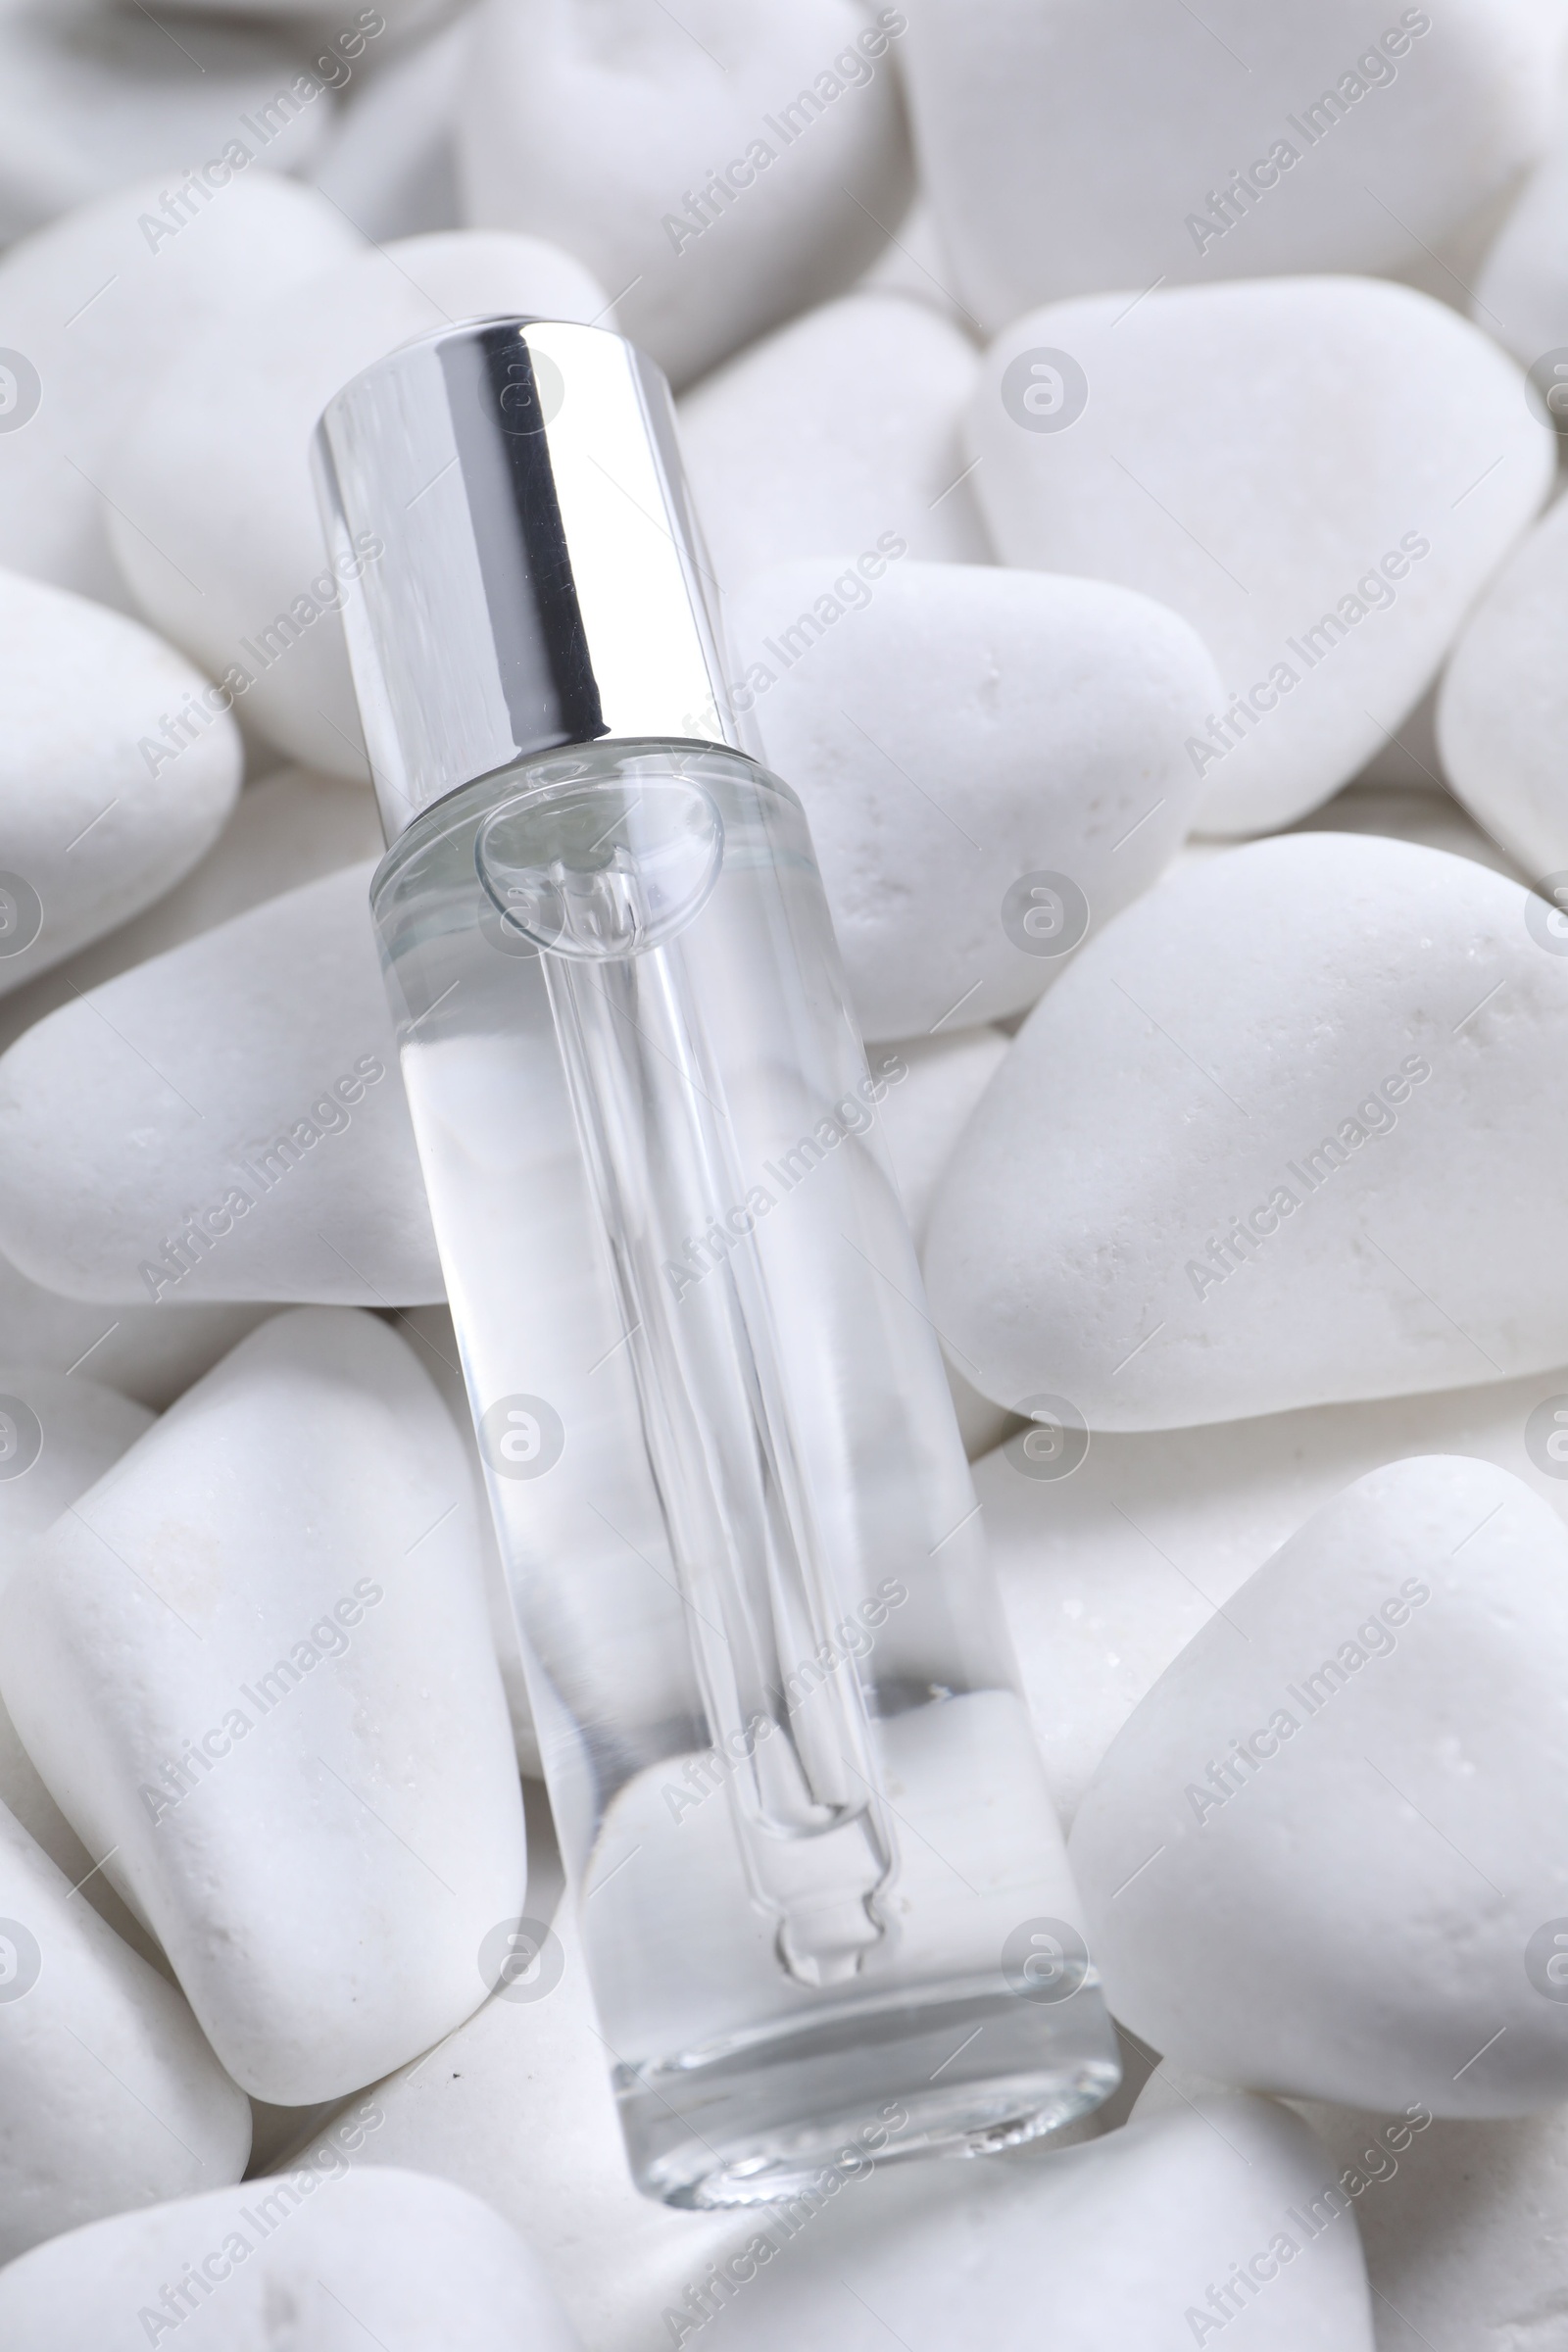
[679,294,988,594]
[290,1909,761,2352]
[0,1369,164,1963]
[903,0,1564,332]
[730,561,1220,1037]
[457,0,912,389]
[176,0,455,26]
[0,1800,251,2264]
[291,1904,1367,2351]
[1437,485,1568,879]
[106,230,611,777]
[942,1365,1016,1462]
[1347,678,1445,791]
[924,834,1568,1430]
[704,2095,1373,2351]
[0,0,333,243]
[0,1253,269,1411]
[1069,1455,1568,2116]
[965,277,1552,834]
[0,1369,150,1570]
[0,1308,526,2104]
[0,172,362,609]
[1134,2061,1490,2348]
[0,571,241,998]
[1380,159,1539,318]
[1288,2097,1568,2352]
[981,1357,1568,1827]
[874,1029,1009,1241]
[871,1029,1015,1458]
[0,2163,580,2351]
[0,764,385,1057]
[0,862,440,1307]
[1144,2053,1568,2352]
[851,198,973,327]
[308,13,469,241]
[1472,120,1568,364]
[1283,782,1526,882]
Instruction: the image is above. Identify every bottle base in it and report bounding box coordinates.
[615,1978,1122,2208]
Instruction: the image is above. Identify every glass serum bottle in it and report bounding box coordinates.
[315,317,1117,2207]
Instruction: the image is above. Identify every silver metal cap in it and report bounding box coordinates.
[314,316,744,844]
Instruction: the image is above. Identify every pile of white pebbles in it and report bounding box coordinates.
[2,1,1568,2344]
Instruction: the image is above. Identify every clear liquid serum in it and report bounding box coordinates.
[315,315,1117,2207]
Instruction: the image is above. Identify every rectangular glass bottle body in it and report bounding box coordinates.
[370,740,1116,2204]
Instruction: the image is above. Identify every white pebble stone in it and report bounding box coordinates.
[924,834,1568,1430]
[729,560,1220,1037]
[1134,2062,1488,2347]
[0,1253,269,1412]
[0,172,362,609]
[0,1370,150,1574]
[184,0,453,24]
[0,1801,251,2264]
[307,13,470,240]
[0,765,385,1058]
[1346,677,1445,791]
[1284,781,1526,883]
[292,1909,775,2350]
[0,0,334,242]
[1285,2095,1568,2352]
[0,862,439,1308]
[873,1029,1009,1240]
[902,0,1564,332]
[1069,1454,1568,2116]
[694,2095,1375,2351]
[868,1030,1017,1456]
[678,294,989,593]
[291,1909,1370,2350]
[981,1356,1568,1825]
[0,2163,580,2352]
[1437,484,1568,880]
[851,198,972,327]
[0,571,241,997]
[106,230,611,777]
[965,276,1552,834]
[0,1307,526,2105]
[457,0,912,389]
[1472,120,1568,364]
[0,1369,162,1961]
